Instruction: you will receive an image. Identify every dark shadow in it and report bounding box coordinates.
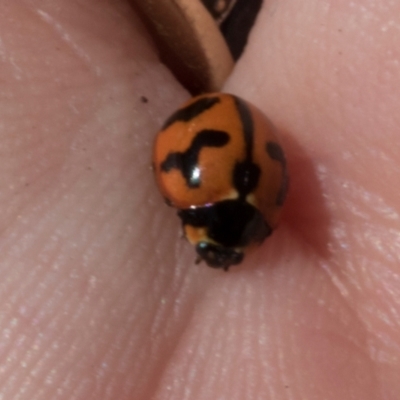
[280,132,333,259]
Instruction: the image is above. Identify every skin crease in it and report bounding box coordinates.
[0,0,399,398]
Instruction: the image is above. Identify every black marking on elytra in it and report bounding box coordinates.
[178,199,272,248]
[233,161,261,197]
[233,96,254,159]
[232,96,262,200]
[162,96,221,130]
[266,142,286,165]
[266,141,289,206]
[161,130,230,188]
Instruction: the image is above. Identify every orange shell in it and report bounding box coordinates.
[153,93,287,230]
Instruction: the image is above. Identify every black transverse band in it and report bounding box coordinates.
[162,96,220,130]
[161,130,230,188]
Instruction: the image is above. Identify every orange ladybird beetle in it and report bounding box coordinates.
[153,93,288,270]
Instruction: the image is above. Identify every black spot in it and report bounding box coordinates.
[266,141,289,206]
[162,96,220,130]
[232,161,261,198]
[140,96,148,103]
[161,130,230,188]
[178,199,272,248]
[266,141,286,165]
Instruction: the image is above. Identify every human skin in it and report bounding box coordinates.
[0,0,399,399]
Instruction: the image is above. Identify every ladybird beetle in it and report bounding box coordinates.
[153,93,288,270]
